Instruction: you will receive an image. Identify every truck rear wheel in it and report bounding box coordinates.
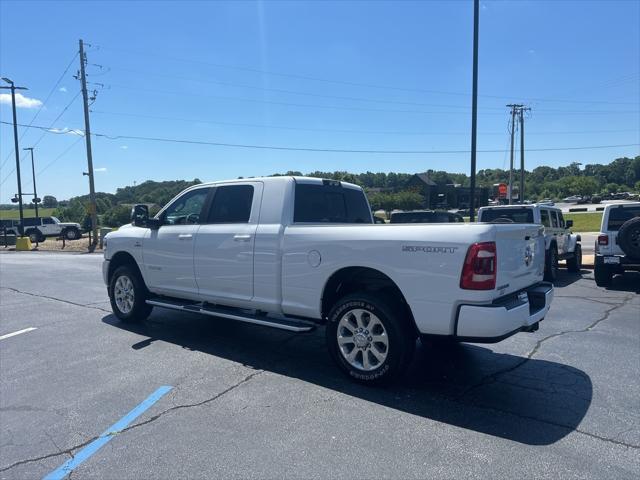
[594,263,613,287]
[326,293,415,385]
[567,244,582,273]
[109,265,153,322]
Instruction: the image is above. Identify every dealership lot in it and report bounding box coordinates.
[1,252,638,479]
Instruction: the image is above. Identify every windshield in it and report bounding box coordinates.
[480,208,535,223]
[607,206,640,231]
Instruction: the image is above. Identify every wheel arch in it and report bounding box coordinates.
[320,266,419,336]
[108,251,145,288]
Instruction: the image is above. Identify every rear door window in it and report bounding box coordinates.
[607,206,640,231]
[206,185,254,224]
[294,183,371,223]
[43,218,54,225]
[541,209,551,227]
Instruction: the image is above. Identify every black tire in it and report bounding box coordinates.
[108,265,153,323]
[544,245,559,282]
[26,229,45,243]
[567,244,582,273]
[594,263,613,287]
[325,293,416,385]
[618,217,640,260]
[64,228,80,240]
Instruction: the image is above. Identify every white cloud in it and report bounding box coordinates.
[94,167,107,172]
[59,86,67,92]
[120,145,128,150]
[0,92,43,109]
[48,127,85,136]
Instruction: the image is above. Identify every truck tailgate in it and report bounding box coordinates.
[494,224,545,295]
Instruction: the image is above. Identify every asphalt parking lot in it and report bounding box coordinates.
[1,252,638,479]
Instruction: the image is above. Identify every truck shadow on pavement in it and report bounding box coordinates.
[103,311,592,447]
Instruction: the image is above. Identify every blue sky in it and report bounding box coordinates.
[1,0,639,200]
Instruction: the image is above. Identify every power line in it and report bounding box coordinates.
[100,45,639,105]
[0,52,79,171]
[90,110,640,137]
[109,66,505,111]
[108,84,638,116]
[0,91,81,182]
[36,136,84,176]
[1,120,638,155]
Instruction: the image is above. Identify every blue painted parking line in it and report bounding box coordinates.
[43,385,173,480]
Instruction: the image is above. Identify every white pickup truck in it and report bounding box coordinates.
[103,177,553,384]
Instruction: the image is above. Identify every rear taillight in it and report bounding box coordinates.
[598,234,609,246]
[460,242,497,290]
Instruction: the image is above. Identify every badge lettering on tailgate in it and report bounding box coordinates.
[402,246,458,254]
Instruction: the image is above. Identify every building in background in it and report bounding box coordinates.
[406,173,489,210]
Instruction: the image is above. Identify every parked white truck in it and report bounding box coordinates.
[103,177,554,384]
[477,204,582,281]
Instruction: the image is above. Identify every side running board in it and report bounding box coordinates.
[145,298,316,332]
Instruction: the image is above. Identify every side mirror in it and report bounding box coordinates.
[565,219,573,228]
[131,205,150,228]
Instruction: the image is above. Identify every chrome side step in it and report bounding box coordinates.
[145,299,315,332]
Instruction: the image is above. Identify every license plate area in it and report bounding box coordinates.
[604,256,621,264]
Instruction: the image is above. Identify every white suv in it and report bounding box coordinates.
[0,216,82,243]
[594,202,640,286]
[477,204,582,281]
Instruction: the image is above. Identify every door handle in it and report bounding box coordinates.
[178,234,193,240]
[234,234,251,242]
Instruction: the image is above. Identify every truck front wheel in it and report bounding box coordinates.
[326,293,415,385]
[63,228,80,240]
[109,265,153,322]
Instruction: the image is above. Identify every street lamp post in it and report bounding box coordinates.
[1,77,28,235]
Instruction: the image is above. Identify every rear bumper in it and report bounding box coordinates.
[454,282,554,343]
[595,254,640,271]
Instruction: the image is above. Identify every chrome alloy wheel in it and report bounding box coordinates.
[114,275,135,314]
[337,308,389,371]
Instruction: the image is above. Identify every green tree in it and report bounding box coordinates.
[102,205,132,227]
[42,195,58,208]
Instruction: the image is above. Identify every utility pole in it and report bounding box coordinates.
[506,104,523,204]
[468,0,480,222]
[519,106,531,204]
[78,39,99,251]
[1,78,28,236]
[23,147,39,218]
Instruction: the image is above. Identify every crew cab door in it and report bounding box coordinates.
[142,186,212,297]
[195,182,262,306]
[551,210,566,254]
[41,217,58,236]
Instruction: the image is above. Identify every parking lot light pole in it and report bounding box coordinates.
[1,77,28,236]
[23,147,39,218]
[468,0,479,222]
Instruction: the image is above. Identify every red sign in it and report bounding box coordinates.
[498,183,507,198]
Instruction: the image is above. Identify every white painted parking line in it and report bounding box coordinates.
[0,327,37,340]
